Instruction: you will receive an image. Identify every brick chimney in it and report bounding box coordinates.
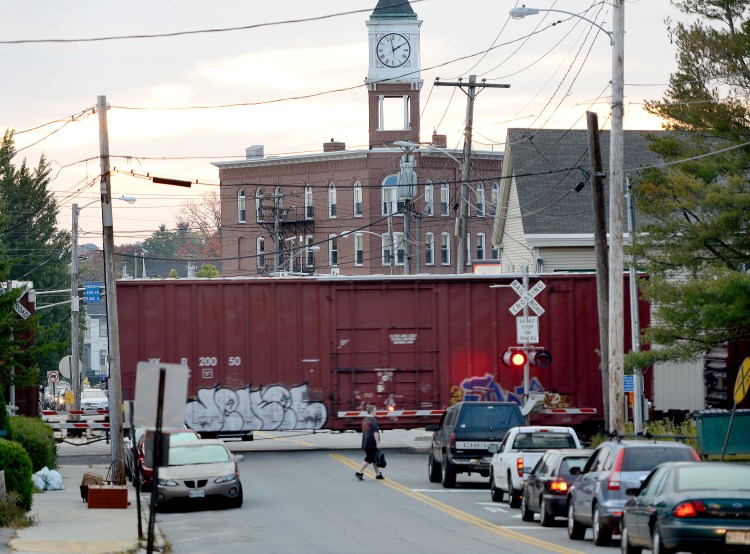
[323,138,346,152]
[431,132,447,149]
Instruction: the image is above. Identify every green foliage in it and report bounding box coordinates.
[589,419,697,450]
[0,492,36,527]
[0,438,33,511]
[194,264,220,278]
[9,416,56,472]
[0,389,11,441]
[168,269,178,279]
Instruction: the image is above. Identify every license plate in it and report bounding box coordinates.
[189,490,205,499]
[726,531,750,545]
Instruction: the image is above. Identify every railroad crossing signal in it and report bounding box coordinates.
[501,347,552,369]
[502,349,528,368]
[509,279,545,316]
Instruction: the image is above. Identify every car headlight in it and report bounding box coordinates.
[215,473,237,484]
[157,478,178,487]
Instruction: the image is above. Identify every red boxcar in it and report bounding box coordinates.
[117,273,647,436]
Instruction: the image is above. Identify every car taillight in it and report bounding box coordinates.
[690,449,701,462]
[449,433,456,448]
[550,477,568,493]
[517,457,524,478]
[673,500,706,518]
[607,449,625,490]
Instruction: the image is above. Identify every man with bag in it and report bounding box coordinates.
[355,405,384,481]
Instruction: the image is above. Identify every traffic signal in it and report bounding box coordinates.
[529,349,552,368]
[502,349,528,368]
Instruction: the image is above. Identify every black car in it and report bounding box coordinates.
[521,448,593,526]
[427,401,524,488]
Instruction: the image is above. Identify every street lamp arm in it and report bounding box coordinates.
[393,140,462,165]
[509,6,613,44]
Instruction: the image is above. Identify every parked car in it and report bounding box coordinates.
[521,448,593,525]
[427,401,525,488]
[135,428,202,490]
[155,439,244,510]
[79,388,108,410]
[621,461,750,554]
[567,440,700,546]
[43,383,71,410]
[488,425,582,507]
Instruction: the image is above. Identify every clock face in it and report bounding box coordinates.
[376,33,411,68]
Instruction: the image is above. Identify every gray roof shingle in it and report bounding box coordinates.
[372,0,417,18]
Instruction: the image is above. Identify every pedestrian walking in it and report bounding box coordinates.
[355,405,384,480]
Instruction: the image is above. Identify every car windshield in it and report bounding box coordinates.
[560,456,589,474]
[621,446,696,471]
[512,432,577,449]
[458,405,523,431]
[676,464,750,492]
[168,444,230,466]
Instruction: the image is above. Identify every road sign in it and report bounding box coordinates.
[734,357,750,404]
[516,316,539,344]
[133,362,190,430]
[85,283,101,303]
[624,375,634,393]
[47,370,59,383]
[58,355,72,378]
[509,279,545,316]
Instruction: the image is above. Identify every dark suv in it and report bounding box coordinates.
[567,439,700,546]
[427,401,525,488]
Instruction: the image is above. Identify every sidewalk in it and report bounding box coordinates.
[7,463,164,554]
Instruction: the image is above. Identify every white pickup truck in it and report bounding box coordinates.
[488,425,582,508]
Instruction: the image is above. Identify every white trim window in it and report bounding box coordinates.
[393,232,405,265]
[237,189,246,223]
[476,183,485,217]
[304,186,314,219]
[382,174,398,215]
[476,232,486,261]
[328,234,338,266]
[255,188,264,222]
[466,234,471,266]
[440,183,450,216]
[425,232,434,266]
[440,232,450,265]
[256,236,265,268]
[382,233,392,266]
[490,182,500,216]
[328,184,337,218]
[424,181,434,216]
[491,242,500,260]
[305,235,315,267]
[353,181,363,217]
[354,233,364,266]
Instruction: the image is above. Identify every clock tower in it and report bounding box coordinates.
[366,0,423,149]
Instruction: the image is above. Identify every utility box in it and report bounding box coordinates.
[694,409,750,457]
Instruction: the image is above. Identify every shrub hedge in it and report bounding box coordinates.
[0,438,33,511]
[9,416,57,472]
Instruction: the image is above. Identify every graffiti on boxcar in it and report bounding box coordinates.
[451,374,546,405]
[185,382,328,432]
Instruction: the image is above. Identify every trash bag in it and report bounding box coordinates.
[32,472,46,491]
[33,467,64,491]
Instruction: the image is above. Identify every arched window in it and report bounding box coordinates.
[440,233,451,265]
[237,189,246,223]
[328,183,337,218]
[381,174,398,215]
[476,232,486,260]
[425,232,434,265]
[256,236,265,269]
[353,181,363,217]
[476,183,485,217]
[440,183,450,216]
[490,182,500,216]
[424,181,434,216]
[304,186,313,219]
[255,188,264,222]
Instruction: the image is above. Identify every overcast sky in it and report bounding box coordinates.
[1,0,686,249]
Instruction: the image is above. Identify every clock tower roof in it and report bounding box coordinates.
[372,0,416,19]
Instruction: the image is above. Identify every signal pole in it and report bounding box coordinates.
[435,76,510,273]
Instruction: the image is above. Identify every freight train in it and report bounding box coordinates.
[116,273,647,438]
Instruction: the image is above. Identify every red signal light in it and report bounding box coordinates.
[502,349,528,368]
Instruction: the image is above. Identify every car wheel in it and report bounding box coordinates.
[490,470,504,502]
[441,457,456,488]
[567,500,586,540]
[621,522,643,554]
[507,473,521,508]
[652,524,676,554]
[428,452,441,483]
[521,493,534,521]
[539,496,553,527]
[592,504,612,546]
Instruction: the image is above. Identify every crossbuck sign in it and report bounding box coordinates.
[509,280,545,316]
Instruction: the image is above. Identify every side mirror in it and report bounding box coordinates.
[488,443,499,454]
[234,454,245,464]
[625,487,640,496]
[569,466,582,476]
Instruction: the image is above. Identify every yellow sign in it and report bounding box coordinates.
[734,357,750,405]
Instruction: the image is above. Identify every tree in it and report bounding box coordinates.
[177,191,222,258]
[627,0,750,367]
[194,264,220,278]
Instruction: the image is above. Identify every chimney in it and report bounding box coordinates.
[323,138,346,152]
[431,132,447,149]
[245,145,264,159]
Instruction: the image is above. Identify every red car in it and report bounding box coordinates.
[135,429,201,491]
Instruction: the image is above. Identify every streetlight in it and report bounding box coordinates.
[284,243,320,273]
[70,195,136,413]
[509,3,626,434]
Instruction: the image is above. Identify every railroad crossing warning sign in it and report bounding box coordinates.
[509,280,545,316]
[47,370,59,383]
[516,316,539,344]
[734,357,750,404]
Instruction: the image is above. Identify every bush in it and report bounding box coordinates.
[9,416,57,471]
[0,492,36,528]
[0,438,33,511]
[0,390,12,441]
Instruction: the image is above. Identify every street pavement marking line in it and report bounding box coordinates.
[255,431,315,447]
[329,453,584,554]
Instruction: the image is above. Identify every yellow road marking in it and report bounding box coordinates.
[255,431,315,447]
[329,453,584,554]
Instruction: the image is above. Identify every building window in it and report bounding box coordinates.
[382,174,398,215]
[304,186,314,219]
[98,318,106,337]
[441,233,450,265]
[256,188,265,221]
[440,183,450,216]
[305,235,314,267]
[491,241,500,260]
[257,237,266,268]
[466,234,471,266]
[490,182,499,216]
[99,351,106,371]
[476,183,485,217]
[328,184,337,218]
[328,235,338,266]
[353,181,363,217]
[393,232,405,265]
[382,233,392,266]
[424,181,434,216]
[476,232,485,261]
[354,233,364,266]
[425,232,434,265]
[237,189,246,223]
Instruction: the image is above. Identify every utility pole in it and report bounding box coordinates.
[586,112,610,428]
[387,213,395,275]
[98,95,125,476]
[608,0,626,435]
[626,175,643,432]
[397,144,418,275]
[71,205,81,411]
[435,75,510,274]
